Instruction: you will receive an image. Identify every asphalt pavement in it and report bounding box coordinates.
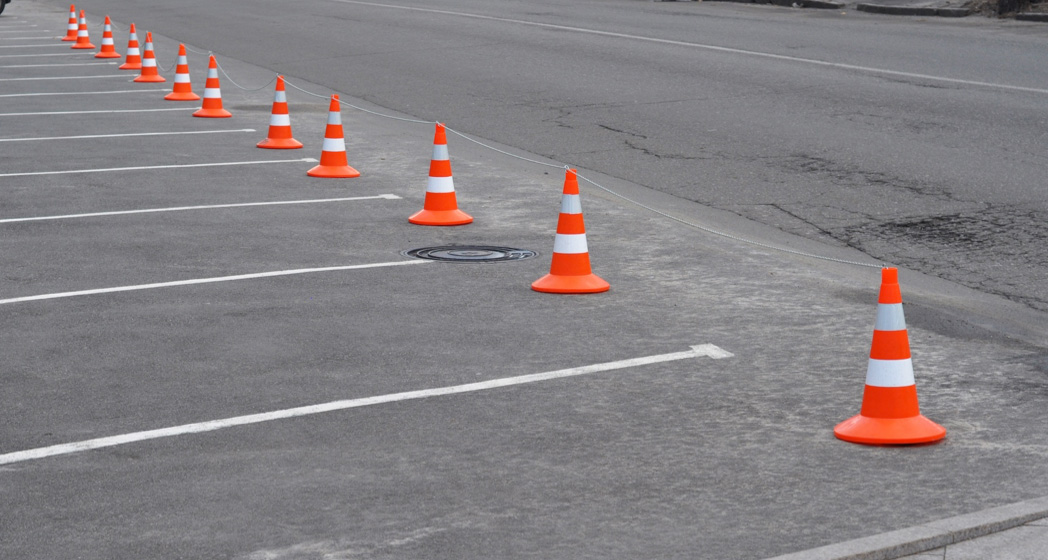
[1,1,1047,559]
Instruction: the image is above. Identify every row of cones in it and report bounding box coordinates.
[58,8,945,447]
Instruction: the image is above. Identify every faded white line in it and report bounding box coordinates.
[0,43,69,48]
[0,157,319,178]
[0,128,257,143]
[0,344,733,465]
[0,52,83,58]
[0,74,130,81]
[0,194,403,223]
[0,89,167,98]
[0,107,193,117]
[0,36,58,40]
[0,259,428,306]
[0,61,118,68]
[333,0,1048,96]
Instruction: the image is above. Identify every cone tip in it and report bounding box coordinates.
[129,23,136,31]
[881,267,898,284]
[146,31,153,41]
[178,43,186,54]
[105,15,111,23]
[208,54,217,66]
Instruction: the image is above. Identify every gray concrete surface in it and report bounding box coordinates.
[2,2,1048,560]
[899,519,1048,559]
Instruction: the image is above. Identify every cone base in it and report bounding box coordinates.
[257,137,304,149]
[307,164,360,178]
[408,208,473,226]
[193,108,232,118]
[531,273,610,294]
[165,91,201,101]
[95,52,122,59]
[71,43,96,50]
[62,36,78,42]
[834,414,946,445]
[119,62,142,70]
[134,75,166,83]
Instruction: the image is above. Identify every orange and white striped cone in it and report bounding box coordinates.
[834,267,946,445]
[118,23,142,70]
[306,95,360,178]
[133,32,165,83]
[70,11,95,50]
[408,123,472,226]
[257,76,302,149]
[164,44,199,101]
[61,5,78,42]
[94,16,120,59]
[531,169,610,294]
[192,55,232,118]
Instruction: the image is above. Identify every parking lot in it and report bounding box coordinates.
[3,3,1048,559]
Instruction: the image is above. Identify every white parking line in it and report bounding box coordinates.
[0,157,319,178]
[0,195,403,224]
[0,61,117,68]
[0,107,195,117]
[0,43,69,48]
[0,344,733,465]
[0,52,89,58]
[0,259,428,306]
[0,128,257,143]
[0,74,130,81]
[0,36,58,40]
[0,89,168,99]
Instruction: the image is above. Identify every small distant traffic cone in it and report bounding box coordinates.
[531,169,610,294]
[133,32,165,83]
[164,44,199,101]
[61,5,78,41]
[94,16,120,59]
[257,76,302,149]
[834,268,946,445]
[409,123,472,226]
[70,11,95,50]
[118,23,142,70]
[307,95,360,178]
[192,55,232,118]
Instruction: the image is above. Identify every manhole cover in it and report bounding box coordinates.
[404,245,537,263]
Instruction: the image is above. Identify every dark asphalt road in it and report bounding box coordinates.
[37,0,1048,315]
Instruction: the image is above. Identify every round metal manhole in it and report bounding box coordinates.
[404,245,537,263]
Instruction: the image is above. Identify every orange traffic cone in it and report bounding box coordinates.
[409,123,472,226]
[307,95,360,178]
[70,11,95,50]
[834,267,946,445]
[193,55,232,118]
[94,16,120,59]
[531,169,610,294]
[61,5,78,42]
[164,44,199,101]
[133,32,165,83]
[118,23,142,70]
[257,76,302,149]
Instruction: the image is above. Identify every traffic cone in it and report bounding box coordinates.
[306,95,360,178]
[192,55,232,118]
[61,5,78,42]
[409,123,472,226]
[257,76,302,149]
[118,23,141,70]
[531,169,610,294]
[164,44,199,101]
[70,10,95,50]
[133,32,165,83]
[94,16,120,59]
[834,267,946,445]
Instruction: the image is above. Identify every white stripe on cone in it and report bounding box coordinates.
[560,194,582,214]
[426,175,455,193]
[269,114,291,126]
[322,137,346,152]
[865,358,916,387]
[553,233,589,254]
[874,303,906,331]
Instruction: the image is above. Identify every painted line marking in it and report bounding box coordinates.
[0,61,118,68]
[0,89,168,98]
[0,36,59,40]
[0,344,733,465]
[333,0,1048,96]
[0,157,319,178]
[0,43,70,48]
[0,74,130,82]
[0,259,428,306]
[0,194,403,224]
[0,128,257,143]
[0,107,193,117]
[0,52,84,58]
